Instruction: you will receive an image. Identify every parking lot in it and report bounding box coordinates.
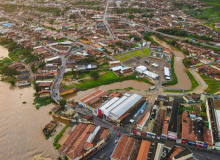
[122,48,171,82]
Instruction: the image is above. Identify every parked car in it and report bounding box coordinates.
[114,140,119,144]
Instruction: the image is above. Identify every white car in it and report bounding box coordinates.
[114,140,118,144]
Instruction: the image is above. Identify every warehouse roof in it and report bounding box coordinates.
[99,97,119,112]
[104,96,128,116]
[109,93,142,120]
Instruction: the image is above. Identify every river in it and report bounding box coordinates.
[151,35,191,90]
[0,47,59,159]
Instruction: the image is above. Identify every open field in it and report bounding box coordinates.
[200,75,220,94]
[117,55,130,61]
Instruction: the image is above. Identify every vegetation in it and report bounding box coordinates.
[53,125,69,149]
[205,23,220,32]
[184,7,220,22]
[90,71,99,80]
[114,8,153,14]
[128,15,135,19]
[173,2,195,9]
[144,49,150,57]
[185,70,199,91]
[117,55,130,61]
[56,38,67,42]
[69,14,77,19]
[179,105,195,114]
[166,55,178,85]
[157,28,188,37]
[63,72,147,91]
[143,32,160,45]
[130,50,143,57]
[22,101,26,104]
[200,74,220,94]
[59,99,67,107]
[73,1,101,5]
[98,62,109,68]
[34,98,53,110]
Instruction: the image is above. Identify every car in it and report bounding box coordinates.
[114,140,118,144]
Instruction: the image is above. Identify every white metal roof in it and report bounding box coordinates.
[109,93,142,120]
[45,56,60,62]
[100,97,119,112]
[136,65,147,71]
[164,67,170,76]
[152,63,158,67]
[110,66,123,71]
[216,110,220,131]
[104,96,128,116]
[109,61,121,64]
[60,41,73,45]
[143,71,158,79]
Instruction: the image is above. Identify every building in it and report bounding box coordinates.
[108,93,143,121]
[78,90,108,113]
[111,135,192,160]
[135,65,147,74]
[59,123,110,160]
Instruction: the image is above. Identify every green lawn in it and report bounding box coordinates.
[56,38,67,42]
[63,72,144,91]
[98,62,109,68]
[118,55,130,61]
[201,74,220,94]
[144,49,150,57]
[130,50,143,57]
[185,70,199,91]
[113,53,126,58]
[53,125,69,149]
[205,23,220,32]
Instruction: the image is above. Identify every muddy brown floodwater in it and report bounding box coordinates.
[65,80,152,100]
[151,35,191,90]
[0,47,59,160]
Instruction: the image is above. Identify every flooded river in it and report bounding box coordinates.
[151,36,191,90]
[0,45,8,58]
[65,80,152,100]
[0,47,59,160]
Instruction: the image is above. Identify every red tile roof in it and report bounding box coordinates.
[137,140,151,160]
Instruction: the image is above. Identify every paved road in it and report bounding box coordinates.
[121,18,220,49]
[50,48,84,103]
[191,148,220,160]
[188,68,208,94]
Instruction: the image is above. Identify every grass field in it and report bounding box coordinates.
[185,70,199,91]
[63,72,141,90]
[144,49,150,57]
[130,50,143,57]
[184,8,220,22]
[113,53,126,58]
[200,74,220,94]
[118,55,130,61]
[205,23,220,32]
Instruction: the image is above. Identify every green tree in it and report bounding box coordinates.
[90,71,99,80]
[7,76,16,85]
[200,112,206,117]
[59,99,67,107]
[69,14,77,19]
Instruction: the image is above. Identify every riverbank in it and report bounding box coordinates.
[151,35,191,90]
[63,71,150,91]
[64,80,152,101]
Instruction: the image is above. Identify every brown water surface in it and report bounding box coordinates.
[151,35,191,90]
[0,46,59,160]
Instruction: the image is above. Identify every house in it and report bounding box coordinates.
[59,123,110,160]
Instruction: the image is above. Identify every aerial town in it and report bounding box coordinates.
[0,0,219,160]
